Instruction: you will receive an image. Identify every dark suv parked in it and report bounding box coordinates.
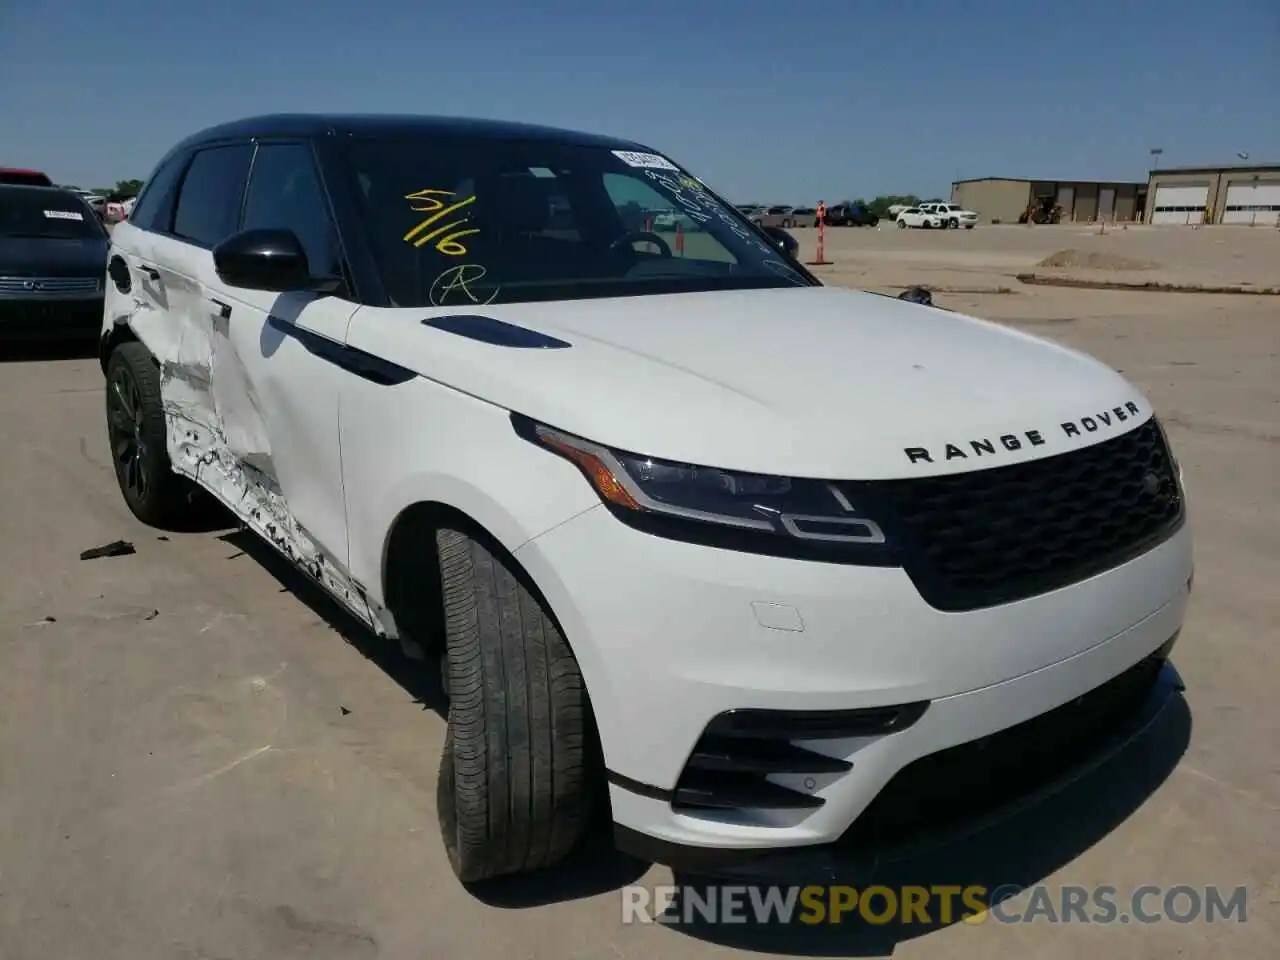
[0,185,108,340]
[822,202,878,227]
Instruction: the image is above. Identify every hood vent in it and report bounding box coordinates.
[422,314,571,349]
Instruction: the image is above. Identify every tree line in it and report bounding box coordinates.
[851,195,945,217]
[59,179,145,200]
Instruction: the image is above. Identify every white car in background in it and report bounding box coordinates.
[920,202,979,230]
[73,189,107,217]
[896,207,944,229]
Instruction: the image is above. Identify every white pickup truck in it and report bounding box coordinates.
[919,202,979,229]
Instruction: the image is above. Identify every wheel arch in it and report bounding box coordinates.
[379,497,573,656]
[99,322,145,373]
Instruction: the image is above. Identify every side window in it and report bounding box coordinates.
[241,143,342,276]
[171,144,254,248]
[129,152,187,233]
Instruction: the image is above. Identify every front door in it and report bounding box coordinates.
[198,140,359,569]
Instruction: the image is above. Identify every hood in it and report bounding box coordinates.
[348,286,1150,479]
[0,235,108,277]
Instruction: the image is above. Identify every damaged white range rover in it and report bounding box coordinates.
[100,114,1192,884]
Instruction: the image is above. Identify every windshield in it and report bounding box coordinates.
[342,137,812,307]
[0,188,103,240]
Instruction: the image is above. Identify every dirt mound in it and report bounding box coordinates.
[1037,248,1158,271]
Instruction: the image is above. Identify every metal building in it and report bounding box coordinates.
[1145,163,1280,226]
[950,178,1146,225]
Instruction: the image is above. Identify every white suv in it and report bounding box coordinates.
[896,206,945,229]
[100,114,1192,884]
[920,202,979,229]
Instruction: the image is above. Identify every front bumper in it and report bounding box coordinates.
[0,295,104,339]
[514,504,1193,857]
[617,652,1184,880]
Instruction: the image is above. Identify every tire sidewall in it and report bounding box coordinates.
[105,348,171,517]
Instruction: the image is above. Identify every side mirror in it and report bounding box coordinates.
[760,225,799,260]
[213,228,311,292]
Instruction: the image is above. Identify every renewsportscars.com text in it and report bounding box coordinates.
[622,883,1249,926]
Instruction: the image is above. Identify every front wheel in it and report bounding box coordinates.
[435,527,599,883]
[965,224,975,229]
[897,219,907,229]
[949,218,959,229]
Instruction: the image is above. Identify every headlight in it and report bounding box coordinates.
[513,414,896,564]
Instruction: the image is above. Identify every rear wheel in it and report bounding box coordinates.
[435,526,599,883]
[104,341,201,527]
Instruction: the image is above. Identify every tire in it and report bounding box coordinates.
[897,219,907,229]
[435,526,597,883]
[104,341,199,527]
[965,224,975,229]
[949,218,959,229]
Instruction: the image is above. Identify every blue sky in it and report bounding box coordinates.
[3,0,1276,202]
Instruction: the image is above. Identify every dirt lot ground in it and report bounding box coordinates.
[1,225,1277,959]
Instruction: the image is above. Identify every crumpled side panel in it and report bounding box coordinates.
[209,311,273,469]
[122,305,388,636]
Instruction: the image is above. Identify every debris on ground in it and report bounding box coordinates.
[143,609,159,621]
[1016,274,1280,295]
[1037,248,1158,271]
[340,706,351,716]
[79,540,137,560]
[897,286,934,305]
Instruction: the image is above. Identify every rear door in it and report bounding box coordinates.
[147,144,254,465]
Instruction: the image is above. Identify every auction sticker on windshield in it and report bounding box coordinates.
[612,150,680,171]
[43,209,84,220]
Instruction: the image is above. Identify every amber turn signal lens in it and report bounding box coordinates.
[540,435,640,510]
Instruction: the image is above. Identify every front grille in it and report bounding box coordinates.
[838,647,1169,850]
[0,275,101,294]
[850,418,1183,612]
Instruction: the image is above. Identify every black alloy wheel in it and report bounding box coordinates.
[107,361,149,503]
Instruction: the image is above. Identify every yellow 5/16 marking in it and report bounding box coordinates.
[403,189,480,255]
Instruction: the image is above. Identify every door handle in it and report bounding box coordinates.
[209,298,232,319]
[139,265,160,281]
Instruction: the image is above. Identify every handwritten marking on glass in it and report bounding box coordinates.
[403,188,480,255]
[430,263,500,306]
[643,170,774,256]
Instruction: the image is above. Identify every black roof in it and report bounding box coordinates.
[0,183,77,195]
[170,113,650,155]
